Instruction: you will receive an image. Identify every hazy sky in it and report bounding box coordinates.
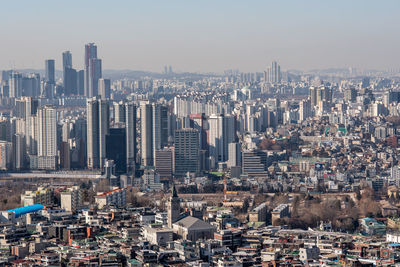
[1,0,400,73]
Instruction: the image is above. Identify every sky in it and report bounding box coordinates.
[1,0,400,73]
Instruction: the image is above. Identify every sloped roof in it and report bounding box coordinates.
[174,216,214,230]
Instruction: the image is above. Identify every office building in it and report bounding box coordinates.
[64,67,77,96]
[84,43,102,97]
[228,142,241,168]
[174,129,200,177]
[140,102,153,166]
[98,78,110,100]
[106,128,126,174]
[155,148,173,182]
[87,98,109,169]
[45,59,55,84]
[125,102,137,173]
[77,70,84,95]
[140,102,169,167]
[62,51,72,70]
[242,149,268,177]
[113,101,125,123]
[208,114,236,168]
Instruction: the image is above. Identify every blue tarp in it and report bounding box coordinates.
[7,204,44,218]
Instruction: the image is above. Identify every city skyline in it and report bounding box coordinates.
[1,0,400,73]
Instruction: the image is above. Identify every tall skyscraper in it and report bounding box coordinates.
[174,128,200,177]
[9,72,22,98]
[37,105,57,170]
[208,114,236,168]
[113,101,126,124]
[45,59,55,84]
[62,51,72,70]
[98,78,110,100]
[228,142,241,168]
[77,70,84,95]
[62,51,77,96]
[88,58,102,97]
[265,61,281,83]
[140,102,153,166]
[310,86,333,107]
[87,97,109,169]
[125,102,137,173]
[299,99,312,121]
[64,68,77,96]
[106,128,126,174]
[140,102,169,167]
[84,43,102,97]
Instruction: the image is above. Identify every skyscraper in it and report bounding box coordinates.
[140,102,169,167]
[62,51,77,96]
[125,102,137,173]
[45,59,55,84]
[62,51,72,70]
[88,58,102,97]
[265,61,281,84]
[98,78,110,100]
[299,99,312,121]
[64,68,77,96]
[140,102,153,166]
[114,101,126,124]
[174,128,200,177]
[208,114,236,168]
[37,105,57,170]
[9,72,22,98]
[87,97,109,169]
[106,128,126,174]
[84,43,102,97]
[77,70,84,95]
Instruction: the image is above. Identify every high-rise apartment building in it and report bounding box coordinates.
[265,61,281,83]
[98,78,110,100]
[87,97,109,169]
[37,105,57,170]
[125,102,137,173]
[9,72,22,98]
[140,102,169,167]
[310,86,333,107]
[208,114,236,168]
[299,99,312,121]
[113,101,126,124]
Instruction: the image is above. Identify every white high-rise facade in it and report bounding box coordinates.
[37,105,57,169]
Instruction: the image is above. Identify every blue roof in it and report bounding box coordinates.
[7,204,44,218]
